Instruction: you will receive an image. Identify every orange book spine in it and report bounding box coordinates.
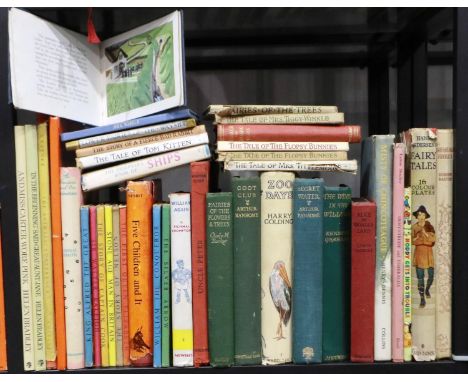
[126,181,153,366]
[0,226,7,371]
[49,117,67,370]
[120,206,131,366]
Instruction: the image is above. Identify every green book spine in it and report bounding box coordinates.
[323,186,352,361]
[207,192,234,367]
[232,177,261,365]
[161,204,171,367]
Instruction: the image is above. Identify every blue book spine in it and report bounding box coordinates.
[153,205,162,367]
[292,178,324,364]
[61,108,198,142]
[80,206,93,367]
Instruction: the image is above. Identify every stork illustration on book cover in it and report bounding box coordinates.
[269,261,292,340]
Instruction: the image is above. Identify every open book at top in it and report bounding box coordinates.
[9,8,186,126]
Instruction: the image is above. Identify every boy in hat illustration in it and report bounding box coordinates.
[412,205,436,308]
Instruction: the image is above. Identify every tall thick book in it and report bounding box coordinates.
[392,143,405,362]
[405,128,437,361]
[361,135,394,361]
[119,206,131,366]
[292,178,324,364]
[215,113,344,125]
[126,181,154,366]
[81,206,93,367]
[161,204,171,367]
[260,172,294,365]
[96,205,109,367]
[232,177,261,366]
[206,104,338,116]
[403,187,412,362]
[207,193,234,367]
[217,141,349,152]
[48,117,67,370]
[323,186,352,362]
[169,193,194,367]
[89,206,102,367]
[25,125,46,371]
[112,206,123,366]
[14,125,35,371]
[435,129,453,359]
[105,205,117,367]
[37,122,56,369]
[350,199,376,363]
[217,124,361,143]
[0,226,7,371]
[190,161,210,367]
[152,205,162,368]
[60,167,85,369]
[10,8,186,126]
[81,144,211,191]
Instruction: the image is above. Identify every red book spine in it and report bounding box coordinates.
[89,205,101,367]
[190,161,210,366]
[217,124,361,143]
[120,206,131,366]
[350,199,376,363]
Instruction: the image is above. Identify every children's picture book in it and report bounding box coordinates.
[9,8,185,126]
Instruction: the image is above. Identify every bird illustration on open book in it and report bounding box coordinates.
[269,260,292,340]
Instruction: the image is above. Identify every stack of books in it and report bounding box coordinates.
[205,104,360,173]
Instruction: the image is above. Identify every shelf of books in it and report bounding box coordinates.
[0,7,468,373]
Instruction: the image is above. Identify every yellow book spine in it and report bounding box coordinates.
[105,205,116,366]
[97,206,109,366]
[37,122,57,366]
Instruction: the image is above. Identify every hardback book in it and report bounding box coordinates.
[217,141,349,152]
[152,204,162,368]
[126,181,154,366]
[323,186,352,362]
[60,167,85,369]
[14,125,35,371]
[161,204,171,367]
[215,113,344,125]
[89,206,102,367]
[292,178,324,364]
[10,8,186,126]
[217,124,361,143]
[260,172,294,365]
[37,122,56,369]
[67,118,196,152]
[0,226,7,371]
[207,192,234,367]
[105,205,117,367]
[404,128,437,361]
[205,104,338,117]
[48,117,67,370]
[392,143,405,362]
[81,144,211,191]
[75,125,205,158]
[169,193,194,367]
[81,206,94,367]
[96,205,109,367]
[25,125,46,371]
[435,129,453,359]
[190,161,210,367]
[217,151,348,162]
[403,187,412,362]
[350,199,376,363]
[224,160,357,173]
[361,135,394,361]
[112,206,123,366]
[232,177,262,366]
[119,206,131,366]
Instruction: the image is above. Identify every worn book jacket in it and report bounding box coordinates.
[261,172,294,365]
[112,206,123,366]
[161,204,171,367]
[126,181,154,366]
[89,206,101,367]
[403,187,412,361]
[361,135,394,361]
[206,104,338,116]
[207,193,234,367]
[217,141,350,152]
[152,205,162,368]
[404,128,437,361]
[292,179,324,364]
[190,161,210,367]
[119,206,131,366]
[350,199,376,363]
[218,151,348,162]
[435,129,453,359]
[215,112,344,125]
